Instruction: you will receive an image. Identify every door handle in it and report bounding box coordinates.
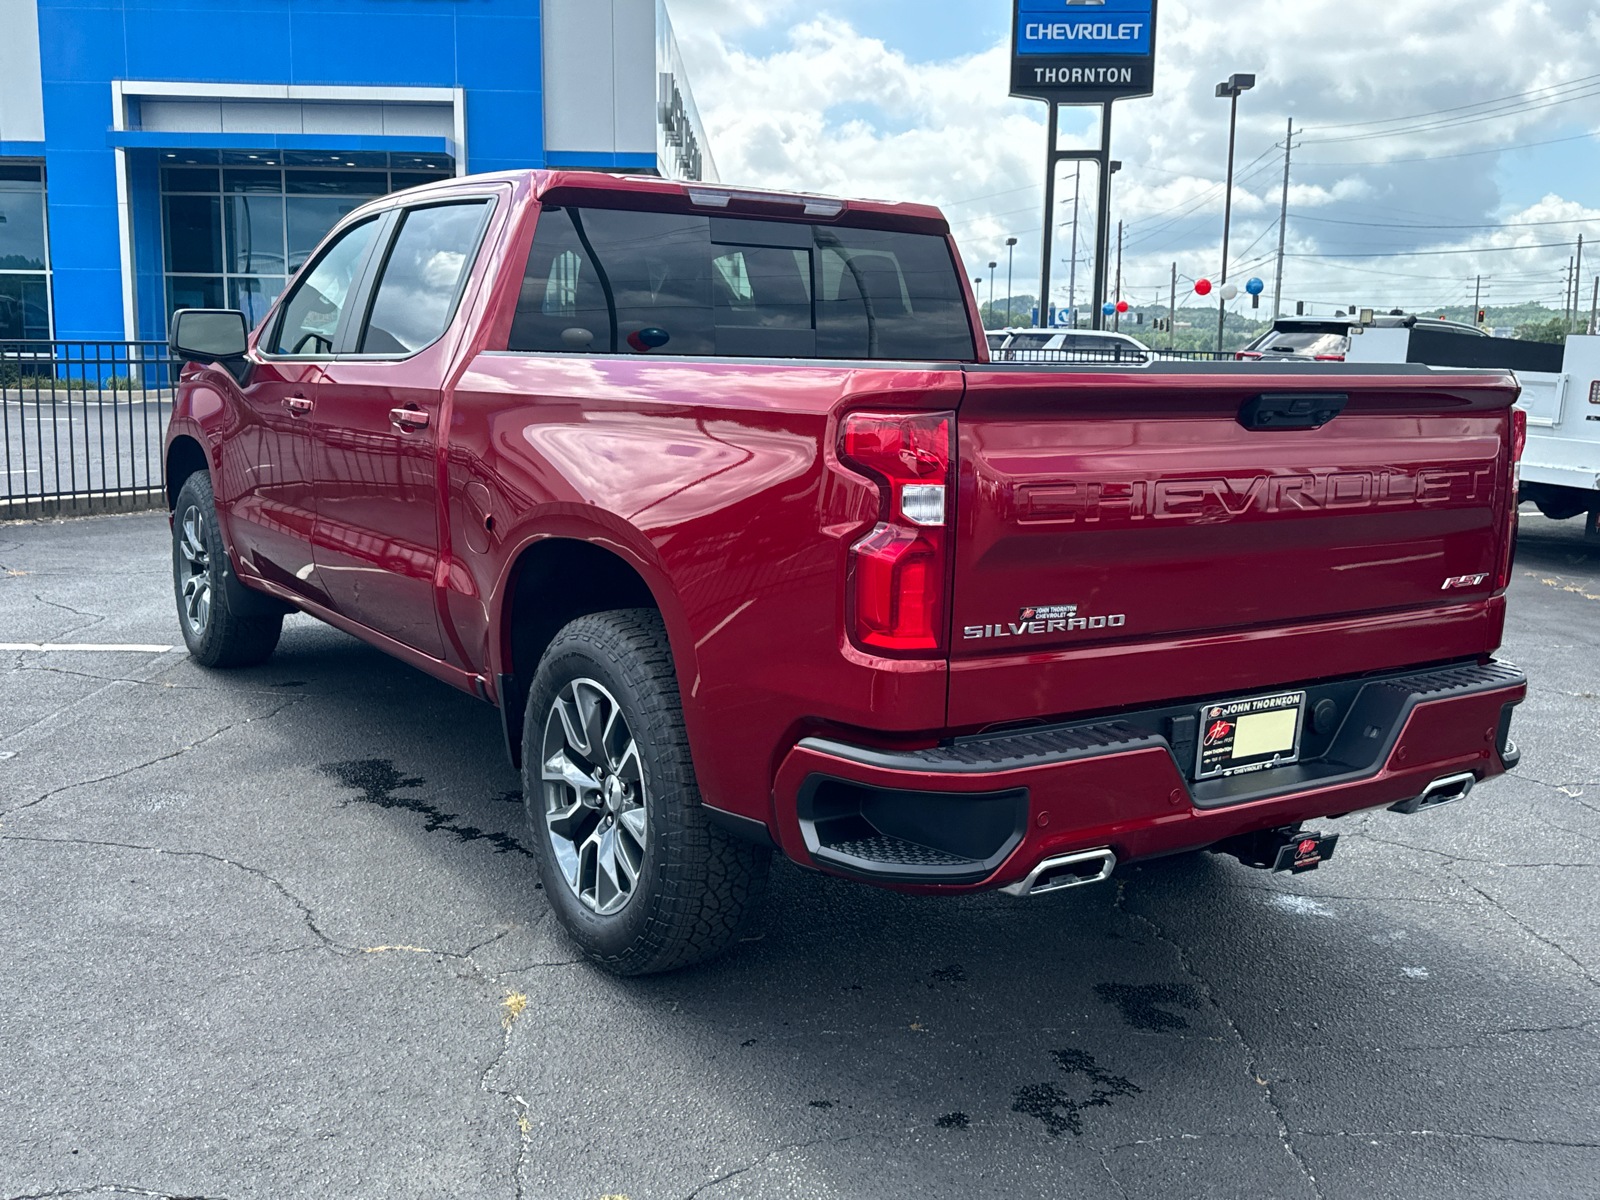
[284,395,314,416]
[390,407,430,430]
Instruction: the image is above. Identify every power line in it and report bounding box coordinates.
[1286,239,1577,259]
[1288,211,1600,232]
[1300,83,1600,145]
[1299,71,1600,134]
[1296,129,1600,169]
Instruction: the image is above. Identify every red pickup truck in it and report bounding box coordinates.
[164,170,1527,975]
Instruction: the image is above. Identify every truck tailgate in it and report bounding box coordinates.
[949,365,1518,728]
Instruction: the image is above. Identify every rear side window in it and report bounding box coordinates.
[508,206,974,361]
[1262,331,1349,356]
[359,200,492,354]
[269,217,378,355]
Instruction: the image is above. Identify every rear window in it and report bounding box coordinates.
[1259,331,1349,356]
[508,206,974,361]
[1005,332,1055,350]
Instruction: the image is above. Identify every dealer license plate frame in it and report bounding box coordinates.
[1194,690,1307,780]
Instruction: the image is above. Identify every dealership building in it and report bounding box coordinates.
[0,0,716,345]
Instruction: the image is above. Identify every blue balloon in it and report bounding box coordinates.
[1101,301,1116,315]
[1245,277,1265,295]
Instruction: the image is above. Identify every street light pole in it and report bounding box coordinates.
[1005,237,1018,328]
[1214,73,1255,354]
[988,261,997,326]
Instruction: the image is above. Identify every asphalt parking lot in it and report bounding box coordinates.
[1,509,1596,1200]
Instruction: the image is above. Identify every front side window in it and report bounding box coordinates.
[358,201,491,353]
[507,205,974,361]
[268,218,378,355]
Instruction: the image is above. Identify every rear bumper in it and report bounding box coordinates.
[770,660,1526,893]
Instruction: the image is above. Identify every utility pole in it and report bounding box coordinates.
[1591,275,1599,336]
[1576,236,1585,330]
[1567,257,1576,326]
[1005,236,1018,327]
[1473,274,1481,325]
[1215,74,1256,353]
[1272,117,1293,320]
[1068,162,1081,328]
[1169,261,1177,350]
[1113,220,1123,331]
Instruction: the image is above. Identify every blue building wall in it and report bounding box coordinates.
[34,0,546,341]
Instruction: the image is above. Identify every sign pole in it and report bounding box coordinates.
[1011,0,1155,334]
[1092,102,1113,329]
[1038,101,1059,329]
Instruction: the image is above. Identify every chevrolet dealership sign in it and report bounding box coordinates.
[1011,0,1158,102]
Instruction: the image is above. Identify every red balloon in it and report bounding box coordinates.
[1115,300,1130,313]
[1194,278,1213,296]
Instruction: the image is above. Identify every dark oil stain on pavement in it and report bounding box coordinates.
[1094,981,1202,1031]
[808,1100,833,1109]
[929,964,966,987]
[318,759,534,857]
[1012,1049,1141,1137]
[936,1112,969,1129]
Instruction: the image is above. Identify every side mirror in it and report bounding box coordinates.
[170,308,248,364]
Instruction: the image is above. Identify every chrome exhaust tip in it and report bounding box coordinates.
[1389,771,1476,816]
[1000,848,1117,897]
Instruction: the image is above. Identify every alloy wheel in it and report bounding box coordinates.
[540,677,648,915]
[177,505,212,638]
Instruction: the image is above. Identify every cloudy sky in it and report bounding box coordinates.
[666,0,1600,320]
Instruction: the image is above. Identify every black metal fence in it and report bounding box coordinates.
[1,341,174,519]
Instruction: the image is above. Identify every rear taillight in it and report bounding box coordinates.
[1235,351,1262,361]
[1313,354,1346,361]
[839,411,953,654]
[1497,406,1528,591]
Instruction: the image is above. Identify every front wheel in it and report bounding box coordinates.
[172,472,283,668]
[522,609,770,975]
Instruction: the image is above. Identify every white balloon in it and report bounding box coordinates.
[1220,283,1239,301]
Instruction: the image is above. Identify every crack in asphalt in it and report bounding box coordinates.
[0,653,190,750]
[1458,876,1600,991]
[0,833,346,952]
[1113,879,1326,1200]
[3,1187,232,1200]
[680,1137,851,1200]
[0,699,302,819]
[1347,828,1598,871]
[29,591,109,640]
[1096,1150,1134,1200]
[1300,1129,1600,1149]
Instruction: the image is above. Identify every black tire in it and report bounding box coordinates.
[171,472,283,668]
[522,609,770,975]
[1535,497,1588,521]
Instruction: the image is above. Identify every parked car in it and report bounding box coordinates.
[163,170,1527,975]
[995,328,1150,361]
[1237,313,1489,362]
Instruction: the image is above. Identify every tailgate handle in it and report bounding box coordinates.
[1238,392,1348,431]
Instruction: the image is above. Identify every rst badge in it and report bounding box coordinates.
[1440,573,1489,590]
[963,604,1126,640]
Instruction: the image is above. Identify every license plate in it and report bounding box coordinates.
[1194,690,1306,780]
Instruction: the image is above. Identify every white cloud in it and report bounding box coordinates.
[667,0,1600,316]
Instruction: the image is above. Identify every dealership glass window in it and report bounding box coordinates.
[508,206,974,360]
[158,154,452,331]
[0,163,52,340]
[359,201,491,353]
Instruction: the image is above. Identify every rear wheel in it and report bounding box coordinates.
[523,609,770,975]
[171,472,283,668]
